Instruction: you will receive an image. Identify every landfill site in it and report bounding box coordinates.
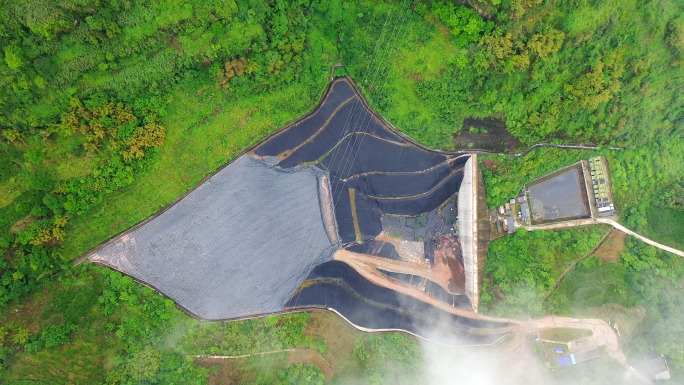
[90,78,505,344]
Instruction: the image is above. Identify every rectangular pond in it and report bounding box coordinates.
[527,166,590,223]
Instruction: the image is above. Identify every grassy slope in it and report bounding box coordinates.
[644,207,684,251]
[60,77,327,260]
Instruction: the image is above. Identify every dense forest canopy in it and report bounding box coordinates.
[0,0,683,383]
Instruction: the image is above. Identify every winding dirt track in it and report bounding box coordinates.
[334,249,520,327]
[335,248,653,383]
[597,218,684,257]
[524,218,684,258]
[541,228,613,301]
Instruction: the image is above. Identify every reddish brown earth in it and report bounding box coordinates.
[481,159,502,173]
[594,230,626,262]
[432,235,465,294]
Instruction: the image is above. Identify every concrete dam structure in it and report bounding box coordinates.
[458,155,489,312]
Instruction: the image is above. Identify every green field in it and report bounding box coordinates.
[538,328,592,343]
[645,206,684,251]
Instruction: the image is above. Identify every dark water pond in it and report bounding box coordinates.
[528,167,590,223]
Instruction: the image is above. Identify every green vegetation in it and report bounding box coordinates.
[0,0,683,382]
[278,362,325,385]
[179,313,325,356]
[546,237,684,369]
[344,334,422,385]
[0,265,325,382]
[482,226,609,316]
[644,207,684,250]
[538,328,592,343]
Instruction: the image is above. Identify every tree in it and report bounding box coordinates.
[4,45,24,70]
[563,60,622,110]
[126,346,162,381]
[526,28,565,59]
[666,17,684,57]
[482,28,514,59]
[655,181,684,211]
[277,362,325,385]
[12,327,32,345]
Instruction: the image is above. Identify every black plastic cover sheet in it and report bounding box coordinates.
[254,80,356,157]
[301,261,495,329]
[91,155,337,320]
[371,170,464,216]
[287,281,504,345]
[322,135,447,179]
[329,178,358,244]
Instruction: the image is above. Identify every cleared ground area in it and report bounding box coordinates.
[91,155,336,320]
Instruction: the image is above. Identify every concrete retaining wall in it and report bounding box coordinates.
[458,156,477,311]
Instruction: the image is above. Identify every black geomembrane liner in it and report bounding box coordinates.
[346,163,453,198]
[294,261,504,330]
[278,101,359,168]
[277,88,408,167]
[354,188,383,241]
[380,270,471,309]
[254,80,356,157]
[345,155,467,199]
[322,135,447,179]
[288,282,503,344]
[372,170,464,216]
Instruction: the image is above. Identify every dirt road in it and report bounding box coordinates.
[334,249,461,294]
[334,249,652,382]
[597,218,684,257]
[524,218,684,258]
[333,249,520,326]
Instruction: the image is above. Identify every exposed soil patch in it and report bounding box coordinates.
[538,327,592,343]
[432,235,465,294]
[199,358,254,385]
[169,35,183,54]
[594,230,626,262]
[583,303,646,343]
[375,233,425,263]
[454,117,519,154]
[304,312,357,370]
[482,159,503,174]
[435,20,451,37]
[10,214,37,234]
